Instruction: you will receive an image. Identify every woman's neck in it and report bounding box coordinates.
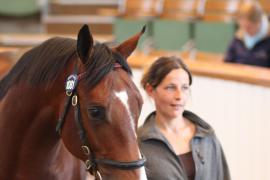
[155,112,189,134]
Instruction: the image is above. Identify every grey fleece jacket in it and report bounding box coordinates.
[138,111,231,180]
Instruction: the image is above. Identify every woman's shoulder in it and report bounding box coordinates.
[183,110,216,138]
[184,111,225,153]
[227,32,243,49]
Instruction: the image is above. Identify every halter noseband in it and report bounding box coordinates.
[55,60,146,180]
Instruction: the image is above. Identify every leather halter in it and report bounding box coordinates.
[55,61,146,180]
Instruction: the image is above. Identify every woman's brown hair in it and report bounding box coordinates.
[141,56,192,89]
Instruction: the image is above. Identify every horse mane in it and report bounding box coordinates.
[0,37,132,99]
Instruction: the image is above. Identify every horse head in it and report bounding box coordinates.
[56,25,147,180]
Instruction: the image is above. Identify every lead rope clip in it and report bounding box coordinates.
[94,170,102,180]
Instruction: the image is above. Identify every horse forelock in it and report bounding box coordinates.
[83,43,132,89]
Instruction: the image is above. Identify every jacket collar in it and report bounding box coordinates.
[138,110,214,142]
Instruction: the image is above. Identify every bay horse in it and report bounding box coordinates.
[0,25,147,180]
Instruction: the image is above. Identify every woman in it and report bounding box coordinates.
[138,56,230,180]
[225,0,270,67]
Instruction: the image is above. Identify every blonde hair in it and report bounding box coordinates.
[238,1,263,23]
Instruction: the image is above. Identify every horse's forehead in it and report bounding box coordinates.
[88,70,136,100]
[114,90,130,110]
[114,90,136,131]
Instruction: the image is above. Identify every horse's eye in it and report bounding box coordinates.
[87,106,106,120]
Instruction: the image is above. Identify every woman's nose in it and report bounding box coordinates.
[174,89,182,100]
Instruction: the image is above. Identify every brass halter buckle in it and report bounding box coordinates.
[82,145,90,156]
[72,95,78,106]
[66,91,72,96]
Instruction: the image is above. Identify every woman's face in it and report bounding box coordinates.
[147,68,190,119]
[238,17,261,36]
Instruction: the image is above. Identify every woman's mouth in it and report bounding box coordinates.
[170,104,183,109]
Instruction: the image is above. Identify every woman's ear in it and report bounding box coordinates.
[145,83,154,97]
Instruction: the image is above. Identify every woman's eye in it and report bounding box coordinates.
[165,85,175,90]
[182,85,190,91]
[87,106,106,120]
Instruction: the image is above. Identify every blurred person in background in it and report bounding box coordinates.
[138,56,230,180]
[225,0,270,67]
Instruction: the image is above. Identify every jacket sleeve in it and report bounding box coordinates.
[224,39,237,63]
[215,136,231,180]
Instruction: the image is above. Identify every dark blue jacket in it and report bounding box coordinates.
[225,32,270,68]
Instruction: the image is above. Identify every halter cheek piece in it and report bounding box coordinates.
[55,60,146,180]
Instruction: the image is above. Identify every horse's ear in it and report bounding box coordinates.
[114,25,146,59]
[77,24,94,64]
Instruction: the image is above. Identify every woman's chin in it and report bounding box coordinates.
[168,109,184,118]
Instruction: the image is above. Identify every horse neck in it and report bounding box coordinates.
[0,81,71,179]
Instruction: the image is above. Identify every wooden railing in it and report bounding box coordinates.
[128,51,270,88]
